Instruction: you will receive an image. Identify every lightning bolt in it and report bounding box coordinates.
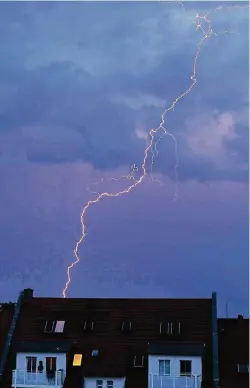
[62,2,248,298]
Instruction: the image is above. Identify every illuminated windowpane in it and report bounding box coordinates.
[55,321,65,333]
[73,354,82,366]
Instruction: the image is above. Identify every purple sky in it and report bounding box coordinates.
[0,1,248,317]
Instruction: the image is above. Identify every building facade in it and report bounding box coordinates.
[0,288,246,388]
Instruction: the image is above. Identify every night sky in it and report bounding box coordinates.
[0,1,248,317]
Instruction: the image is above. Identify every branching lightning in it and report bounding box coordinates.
[62,2,249,298]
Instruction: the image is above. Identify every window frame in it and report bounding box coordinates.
[121,321,132,332]
[107,381,114,388]
[44,320,65,333]
[46,357,57,372]
[54,321,65,333]
[73,354,82,366]
[159,321,173,335]
[96,380,103,388]
[159,359,171,376]
[26,356,37,373]
[133,355,144,368]
[180,360,192,376]
[84,320,94,332]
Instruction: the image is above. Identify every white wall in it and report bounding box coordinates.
[84,377,126,388]
[148,355,202,376]
[16,352,67,371]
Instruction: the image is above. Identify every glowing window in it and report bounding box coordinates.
[73,354,82,366]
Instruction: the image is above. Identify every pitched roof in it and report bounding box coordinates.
[12,292,213,378]
[1,289,215,388]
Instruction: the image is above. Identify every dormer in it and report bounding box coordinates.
[159,321,173,336]
[83,320,94,332]
[159,321,181,336]
[121,321,132,333]
[44,320,65,333]
[175,321,181,335]
[133,355,144,368]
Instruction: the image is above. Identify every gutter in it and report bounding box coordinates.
[212,292,219,388]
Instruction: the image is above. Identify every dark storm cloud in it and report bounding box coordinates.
[0,1,248,181]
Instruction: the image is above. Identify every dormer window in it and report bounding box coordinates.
[44,320,65,333]
[83,320,94,332]
[160,321,173,335]
[134,355,144,368]
[121,321,132,332]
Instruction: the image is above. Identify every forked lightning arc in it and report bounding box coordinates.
[62,2,248,298]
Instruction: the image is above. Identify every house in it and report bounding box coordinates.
[0,288,220,388]
[218,315,249,388]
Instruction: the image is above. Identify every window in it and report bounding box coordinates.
[54,321,65,332]
[44,320,55,332]
[96,380,103,388]
[180,360,192,376]
[73,354,82,366]
[84,320,94,332]
[44,320,65,333]
[26,357,37,372]
[46,357,57,372]
[160,322,173,335]
[107,381,113,388]
[159,360,170,376]
[237,364,249,373]
[121,321,132,332]
[134,356,144,367]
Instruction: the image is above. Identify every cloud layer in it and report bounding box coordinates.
[0,1,248,181]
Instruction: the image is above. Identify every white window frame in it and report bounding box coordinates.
[44,320,56,333]
[167,322,173,335]
[107,381,113,388]
[84,320,94,331]
[133,356,144,367]
[26,356,37,373]
[159,321,173,335]
[159,360,171,376]
[121,321,132,332]
[96,380,103,388]
[44,320,65,333]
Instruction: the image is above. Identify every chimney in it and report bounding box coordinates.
[22,288,34,301]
